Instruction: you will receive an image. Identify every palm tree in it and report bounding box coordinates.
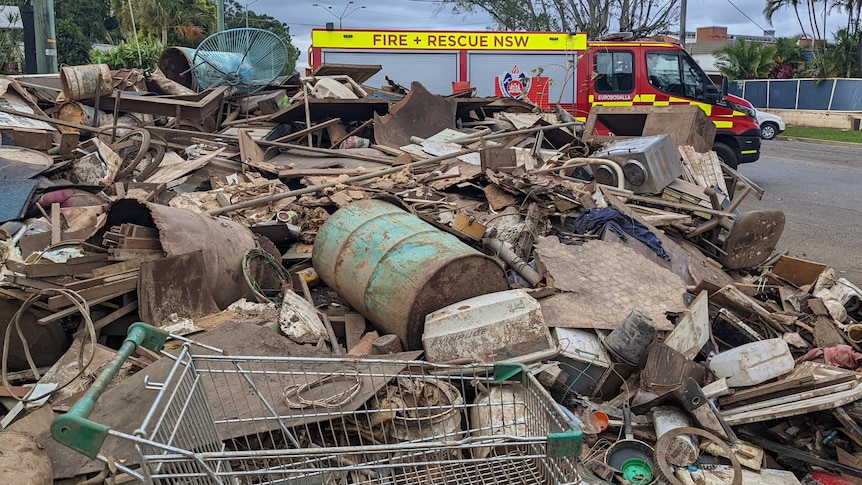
[764,0,809,39]
[806,27,861,77]
[714,38,777,80]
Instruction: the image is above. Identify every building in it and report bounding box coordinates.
[688,26,775,75]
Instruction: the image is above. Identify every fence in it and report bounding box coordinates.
[729,78,862,111]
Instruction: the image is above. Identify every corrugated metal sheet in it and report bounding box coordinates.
[467,52,576,102]
[321,50,458,95]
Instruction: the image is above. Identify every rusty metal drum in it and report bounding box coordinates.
[60,64,112,101]
[313,200,508,350]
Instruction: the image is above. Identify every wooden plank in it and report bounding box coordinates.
[271,117,342,144]
[721,380,862,425]
[90,259,143,278]
[0,288,49,309]
[37,289,135,324]
[108,248,164,261]
[347,330,379,357]
[46,276,138,310]
[74,300,138,338]
[119,237,162,250]
[344,313,366,351]
[4,259,110,278]
[120,223,158,238]
[278,167,370,178]
[51,202,61,244]
[10,275,62,290]
[62,269,139,291]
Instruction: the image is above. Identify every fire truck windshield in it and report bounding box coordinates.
[646,50,712,99]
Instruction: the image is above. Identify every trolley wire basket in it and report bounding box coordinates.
[52,323,586,484]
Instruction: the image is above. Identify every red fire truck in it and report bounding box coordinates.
[309,29,761,168]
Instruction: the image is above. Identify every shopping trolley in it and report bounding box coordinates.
[52,322,585,484]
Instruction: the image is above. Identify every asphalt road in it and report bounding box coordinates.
[736,138,862,286]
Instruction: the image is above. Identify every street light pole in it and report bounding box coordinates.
[679,0,687,49]
[313,2,366,28]
[246,0,260,28]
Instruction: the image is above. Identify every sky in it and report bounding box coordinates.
[244,0,852,69]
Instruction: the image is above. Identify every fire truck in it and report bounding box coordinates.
[309,29,761,168]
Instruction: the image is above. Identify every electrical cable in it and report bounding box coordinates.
[2,288,98,403]
[242,247,291,304]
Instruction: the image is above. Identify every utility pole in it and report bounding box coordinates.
[32,0,57,73]
[679,0,687,49]
[216,0,225,31]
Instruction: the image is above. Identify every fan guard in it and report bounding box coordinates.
[192,28,289,97]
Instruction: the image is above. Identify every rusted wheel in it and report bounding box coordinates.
[98,127,151,181]
[132,134,166,182]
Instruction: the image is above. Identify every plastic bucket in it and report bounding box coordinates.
[60,64,112,101]
[603,309,658,365]
[708,338,794,387]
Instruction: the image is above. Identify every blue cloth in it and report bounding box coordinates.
[569,207,671,260]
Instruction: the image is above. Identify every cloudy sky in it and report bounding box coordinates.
[244,0,850,68]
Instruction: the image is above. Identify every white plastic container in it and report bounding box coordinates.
[422,289,555,364]
[708,338,794,387]
[554,328,614,398]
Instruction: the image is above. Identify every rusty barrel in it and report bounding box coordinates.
[60,64,112,101]
[158,46,199,90]
[313,200,508,350]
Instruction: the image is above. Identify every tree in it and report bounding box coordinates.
[111,0,215,47]
[56,18,92,66]
[55,0,119,44]
[224,0,301,74]
[438,0,679,40]
[805,26,860,77]
[0,3,22,73]
[769,36,806,77]
[714,37,777,80]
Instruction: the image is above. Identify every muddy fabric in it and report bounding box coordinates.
[568,206,671,260]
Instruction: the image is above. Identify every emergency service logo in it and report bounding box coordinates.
[498,65,531,100]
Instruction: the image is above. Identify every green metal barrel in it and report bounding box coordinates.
[313,200,509,351]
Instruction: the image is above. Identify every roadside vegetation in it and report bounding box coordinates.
[781,126,862,144]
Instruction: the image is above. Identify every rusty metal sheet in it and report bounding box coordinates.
[109,86,226,120]
[137,250,220,326]
[88,199,256,309]
[270,97,391,124]
[312,63,382,84]
[374,82,457,149]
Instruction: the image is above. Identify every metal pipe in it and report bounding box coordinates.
[482,237,543,287]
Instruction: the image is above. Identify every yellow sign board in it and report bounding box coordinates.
[312,30,587,51]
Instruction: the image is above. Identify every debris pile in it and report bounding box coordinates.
[0,59,859,485]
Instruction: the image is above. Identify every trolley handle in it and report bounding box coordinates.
[51,322,168,459]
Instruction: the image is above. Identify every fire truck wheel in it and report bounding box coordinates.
[713,142,738,170]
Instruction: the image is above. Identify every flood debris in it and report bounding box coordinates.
[0,56,858,485]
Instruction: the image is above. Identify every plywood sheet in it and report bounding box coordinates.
[535,237,684,331]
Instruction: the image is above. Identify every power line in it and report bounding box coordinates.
[725,0,768,33]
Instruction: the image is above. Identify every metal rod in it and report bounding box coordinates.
[206,147,479,216]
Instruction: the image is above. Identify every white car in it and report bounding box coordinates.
[755,109,786,140]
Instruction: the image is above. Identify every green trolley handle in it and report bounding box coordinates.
[51,322,168,459]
